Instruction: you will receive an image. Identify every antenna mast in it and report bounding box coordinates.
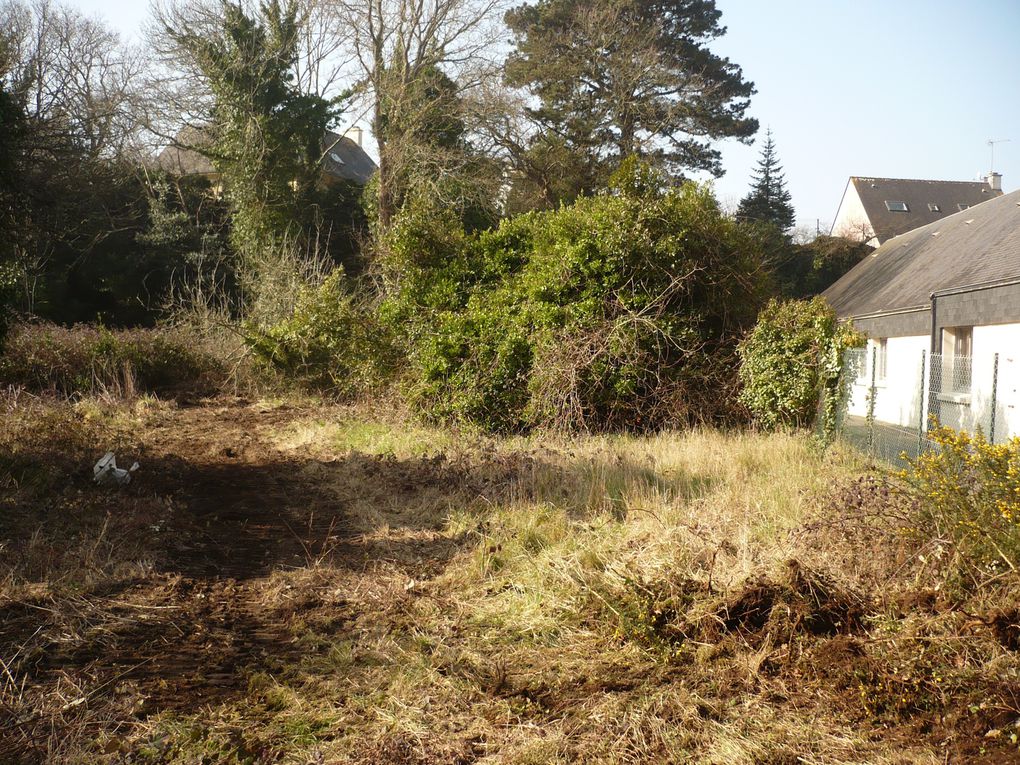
[988,138,1011,172]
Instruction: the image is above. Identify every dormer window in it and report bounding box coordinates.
[928,203,940,212]
[885,201,909,212]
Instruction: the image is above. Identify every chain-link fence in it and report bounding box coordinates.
[824,347,1005,466]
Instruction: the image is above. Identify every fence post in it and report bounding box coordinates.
[990,352,999,444]
[916,349,926,458]
[867,344,877,454]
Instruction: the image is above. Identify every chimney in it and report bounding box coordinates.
[987,171,1002,191]
[347,126,363,147]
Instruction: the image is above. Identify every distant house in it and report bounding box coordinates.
[156,126,377,189]
[823,187,1020,441]
[830,174,1004,246]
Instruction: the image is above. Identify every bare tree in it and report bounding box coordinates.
[331,0,507,229]
[1,0,144,159]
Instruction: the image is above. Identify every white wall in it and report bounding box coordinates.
[830,182,878,246]
[847,336,929,428]
[974,323,1020,440]
[846,324,1020,441]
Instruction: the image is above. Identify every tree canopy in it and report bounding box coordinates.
[504,0,757,205]
[159,0,345,254]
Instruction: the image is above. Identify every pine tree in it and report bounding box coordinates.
[736,129,795,231]
[504,0,757,206]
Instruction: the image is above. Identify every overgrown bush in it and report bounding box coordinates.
[0,259,15,350]
[384,162,772,432]
[245,271,397,397]
[738,297,863,434]
[0,323,227,398]
[900,425,1020,584]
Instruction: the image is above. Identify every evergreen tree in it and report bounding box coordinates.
[504,0,757,207]
[736,129,795,231]
[162,0,344,255]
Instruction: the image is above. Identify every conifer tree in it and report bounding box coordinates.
[504,0,757,207]
[736,129,795,232]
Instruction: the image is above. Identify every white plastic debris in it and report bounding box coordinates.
[93,452,140,487]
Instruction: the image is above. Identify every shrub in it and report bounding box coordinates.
[900,425,1020,583]
[387,164,771,432]
[0,259,15,350]
[245,271,397,398]
[737,297,863,435]
[0,323,226,398]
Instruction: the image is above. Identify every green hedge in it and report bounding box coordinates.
[383,162,772,432]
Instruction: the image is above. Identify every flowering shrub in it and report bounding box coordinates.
[900,424,1020,579]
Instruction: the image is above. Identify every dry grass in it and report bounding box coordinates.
[2,397,1019,764]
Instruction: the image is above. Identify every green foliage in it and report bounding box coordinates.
[0,323,226,397]
[737,297,863,433]
[386,162,770,432]
[900,425,1020,583]
[0,259,15,349]
[246,272,397,397]
[165,0,346,255]
[775,235,870,299]
[736,129,795,232]
[504,0,757,205]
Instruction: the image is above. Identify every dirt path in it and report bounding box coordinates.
[138,401,352,578]
[1,401,375,757]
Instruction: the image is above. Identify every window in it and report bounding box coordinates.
[941,326,973,392]
[876,338,888,382]
[928,203,940,212]
[885,200,909,212]
[957,203,971,212]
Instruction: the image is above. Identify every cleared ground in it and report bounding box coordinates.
[1,396,1019,764]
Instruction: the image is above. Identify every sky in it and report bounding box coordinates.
[70,0,1020,231]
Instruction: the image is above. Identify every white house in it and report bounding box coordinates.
[823,187,1020,442]
[830,174,1004,247]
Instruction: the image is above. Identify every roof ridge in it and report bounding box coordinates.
[851,176,992,185]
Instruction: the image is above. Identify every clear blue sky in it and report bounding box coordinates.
[74,0,1020,231]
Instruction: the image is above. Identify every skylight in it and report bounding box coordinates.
[928,203,940,212]
[958,203,970,211]
[885,200,909,212]
[329,152,345,164]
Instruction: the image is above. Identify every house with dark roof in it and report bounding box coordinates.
[823,187,1020,440]
[157,126,377,188]
[830,174,1004,246]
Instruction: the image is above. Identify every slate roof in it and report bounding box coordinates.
[823,188,1020,318]
[840,177,1003,243]
[156,127,376,185]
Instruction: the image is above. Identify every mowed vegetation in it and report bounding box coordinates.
[3,387,1020,764]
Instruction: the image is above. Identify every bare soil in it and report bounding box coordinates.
[1,400,490,761]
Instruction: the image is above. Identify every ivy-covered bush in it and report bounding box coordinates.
[246,272,397,397]
[737,297,863,433]
[384,162,771,432]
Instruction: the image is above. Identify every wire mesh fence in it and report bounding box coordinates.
[824,347,1003,466]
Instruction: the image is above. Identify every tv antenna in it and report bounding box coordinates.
[988,138,1011,172]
